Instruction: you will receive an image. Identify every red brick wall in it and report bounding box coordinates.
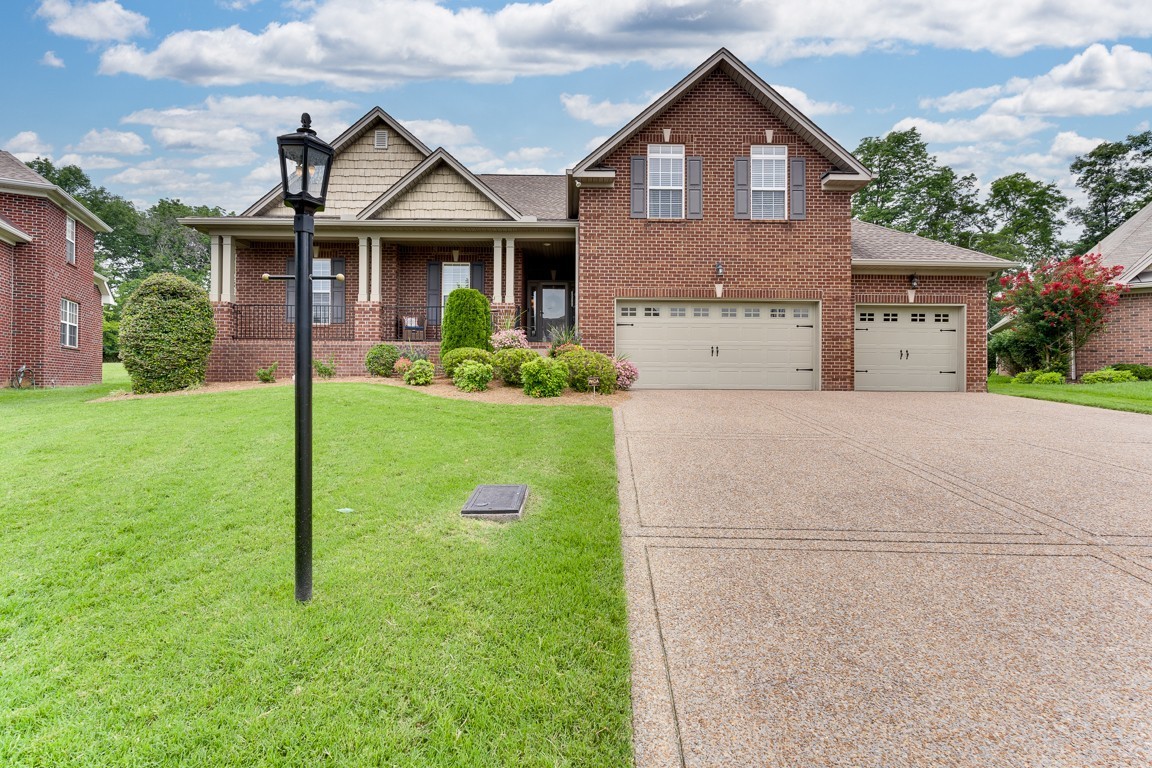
[1,192,101,386]
[851,273,990,392]
[1075,291,1152,375]
[0,240,13,382]
[576,70,856,390]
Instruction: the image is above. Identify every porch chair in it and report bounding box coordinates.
[402,313,426,342]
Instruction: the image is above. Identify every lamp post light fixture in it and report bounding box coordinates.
[263,113,338,602]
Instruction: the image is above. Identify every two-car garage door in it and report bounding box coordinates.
[615,300,818,389]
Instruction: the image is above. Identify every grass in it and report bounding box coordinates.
[0,374,632,767]
[988,373,1152,415]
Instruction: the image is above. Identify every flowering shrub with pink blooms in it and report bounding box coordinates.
[490,328,529,350]
[615,357,639,390]
[393,357,412,377]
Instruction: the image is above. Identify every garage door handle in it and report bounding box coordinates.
[616,323,634,327]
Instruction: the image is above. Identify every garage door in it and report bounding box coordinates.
[615,300,818,389]
[854,305,961,391]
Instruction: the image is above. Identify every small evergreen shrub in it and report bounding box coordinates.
[441,288,492,357]
[493,348,539,385]
[615,357,639,390]
[491,328,529,351]
[549,343,583,358]
[442,347,494,378]
[119,272,216,394]
[453,360,494,392]
[256,362,279,383]
[1032,371,1065,385]
[1112,363,1152,381]
[521,356,568,398]
[403,359,435,386]
[365,344,400,377]
[393,357,413,377]
[1012,370,1040,384]
[1081,367,1138,384]
[558,348,617,393]
[312,356,336,379]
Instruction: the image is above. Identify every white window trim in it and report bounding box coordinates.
[60,298,78,348]
[442,262,471,308]
[312,258,332,325]
[65,216,76,264]
[750,145,787,221]
[648,144,685,219]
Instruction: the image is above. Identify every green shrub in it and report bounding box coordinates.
[558,348,618,393]
[988,327,1050,375]
[442,347,493,378]
[398,344,430,362]
[119,273,216,394]
[546,324,582,357]
[1012,370,1040,384]
[393,357,413,377]
[1111,363,1152,381]
[102,319,119,362]
[1081,367,1138,384]
[441,288,491,357]
[256,362,279,383]
[312,356,337,379]
[365,344,400,377]
[521,356,569,398]
[493,348,540,385]
[1032,371,1065,385]
[403,359,435,386]
[453,360,493,392]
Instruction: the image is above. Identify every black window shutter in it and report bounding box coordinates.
[630,156,647,218]
[427,262,441,324]
[686,156,703,219]
[285,257,295,322]
[789,156,806,220]
[470,261,485,298]
[331,258,345,323]
[734,157,750,219]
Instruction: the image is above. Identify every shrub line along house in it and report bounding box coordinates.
[184,49,1008,391]
[1,151,112,387]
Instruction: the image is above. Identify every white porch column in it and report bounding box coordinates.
[358,236,369,302]
[504,237,515,304]
[221,235,235,303]
[492,238,503,303]
[209,235,221,301]
[371,237,383,302]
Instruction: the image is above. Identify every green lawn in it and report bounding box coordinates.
[988,373,1152,414]
[0,376,632,766]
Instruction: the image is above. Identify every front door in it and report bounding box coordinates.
[528,282,571,342]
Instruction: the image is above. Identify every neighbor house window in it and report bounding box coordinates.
[313,258,332,324]
[751,146,787,220]
[65,216,76,264]
[60,298,78,348]
[442,262,471,308]
[648,144,685,219]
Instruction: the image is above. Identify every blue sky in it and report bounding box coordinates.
[4,0,1152,216]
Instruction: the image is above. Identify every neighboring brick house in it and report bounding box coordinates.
[184,48,1007,391]
[1,151,112,387]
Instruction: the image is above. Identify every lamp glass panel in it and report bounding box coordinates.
[282,143,305,195]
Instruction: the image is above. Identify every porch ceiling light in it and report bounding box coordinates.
[278,113,334,212]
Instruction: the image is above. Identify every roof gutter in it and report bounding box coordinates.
[0,179,111,234]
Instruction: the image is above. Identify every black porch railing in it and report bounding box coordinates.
[233,304,353,341]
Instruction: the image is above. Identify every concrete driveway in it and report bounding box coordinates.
[615,391,1152,767]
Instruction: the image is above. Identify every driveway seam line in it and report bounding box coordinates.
[644,545,688,768]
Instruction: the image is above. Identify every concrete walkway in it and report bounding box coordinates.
[616,391,1152,767]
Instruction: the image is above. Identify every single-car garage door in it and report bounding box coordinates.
[615,300,818,389]
[854,305,962,391]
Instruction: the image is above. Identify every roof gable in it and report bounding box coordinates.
[359,149,521,221]
[570,48,871,192]
[0,150,111,233]
[1093,198,1152,285]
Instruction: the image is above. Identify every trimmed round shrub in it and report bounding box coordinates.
[493,348,539,385]
[548,342,583,358]
[521,356,569,398]
[491,328,529,351]
[403,359,435,386]
[365,343,400,377]
[1081,367,1138,384]
[1032,371,1065,385]
[453,360,493,392]
[615,357,639,390]
[442,347,494,378]
[1012,370,1040,384]
[441,287,492,356]
[1112,363,1152,381]
[558,348,617,394]
[393,357,413,377]
[119,273,216,394]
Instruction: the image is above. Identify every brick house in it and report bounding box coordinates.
[185,49,1006,391]
[1,151,112,387]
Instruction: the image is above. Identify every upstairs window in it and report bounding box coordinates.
[648,144,684,219]
[750,146,787,220]
[65,216,76,264]
[60,298,78,348]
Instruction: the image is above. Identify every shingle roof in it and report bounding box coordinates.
[851,219,1009,266]
[478,174,569,221]
[0,150,51,185]
[1093,199,1152,284]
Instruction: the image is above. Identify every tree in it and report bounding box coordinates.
[119,273,216,394]
[995,254,1125,370]
[136,198,226,288]
[1068,131,1152,252]
[440,288,492,357]
[976,173,1070,267]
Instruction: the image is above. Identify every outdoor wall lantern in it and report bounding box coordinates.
[908,273,919,303]
[715,261,724,298]
[264,114,339,603]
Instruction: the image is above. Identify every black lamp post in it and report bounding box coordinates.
[265,113,337,602]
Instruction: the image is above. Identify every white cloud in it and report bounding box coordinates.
[97,0,1152,89]
[892,113,1052,143]
[69,128,149,155]
[41,50,65,68]
[771,85,851,116]
[57,153,125,169]
[3,131,53,160]
[399,118,477,147]
[1006,130,1107,180]
[505,147,554,164]
[561,93,656,127]
[219,0,260,8]
[920,85,1004,113]
[37,0,148,42]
